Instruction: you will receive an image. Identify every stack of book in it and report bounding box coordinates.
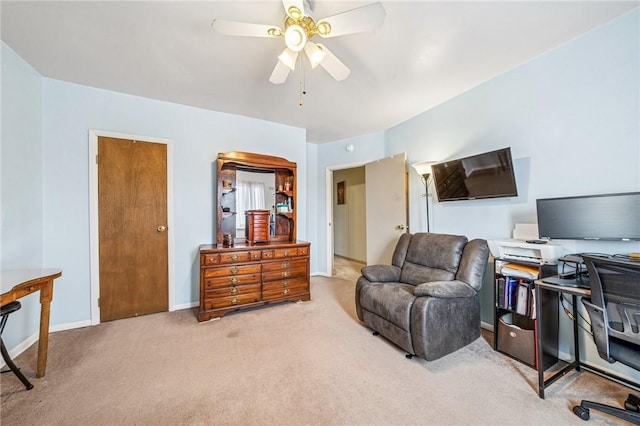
[496,263,540,319]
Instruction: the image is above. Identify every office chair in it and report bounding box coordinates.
[0,301,34,390]
[572,254,640,423]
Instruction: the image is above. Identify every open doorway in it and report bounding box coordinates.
[327,153,408,279]
[332,167,366,281]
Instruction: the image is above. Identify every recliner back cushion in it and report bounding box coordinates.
[391,233,412,268]
[400,233,468,285]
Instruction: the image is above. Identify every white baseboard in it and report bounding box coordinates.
[481,321,494,332]
[51,319,92,333]
[3,332,39,365]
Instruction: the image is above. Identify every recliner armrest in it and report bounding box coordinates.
[361,265,401,282]
[413,280,477,298]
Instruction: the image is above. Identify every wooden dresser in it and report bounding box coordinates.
[199,241,310,321]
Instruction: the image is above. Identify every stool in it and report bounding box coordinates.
[0,301,34,390]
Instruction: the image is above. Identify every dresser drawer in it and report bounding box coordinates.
[262,259,308,273]
[202,253,220,265]
[263,282,308,300]
[203,292,261,310]
[205,273,261,289]
[219,251,260,264]
[206,283,261,299]
[262,266,307,281]
[249,215,269,224]
[262,250,275,260]
[203,264,261,279]
[273,248,299,258]
[262,277,308,292]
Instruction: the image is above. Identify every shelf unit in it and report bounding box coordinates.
[493,258,559,371]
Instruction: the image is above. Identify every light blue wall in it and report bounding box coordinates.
[1,44,43,269]
[41,80,307,325]
[387,9,639,247]
[1,44,44,349]
[382,9,640,382]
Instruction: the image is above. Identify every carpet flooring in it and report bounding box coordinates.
[0,275,634,425]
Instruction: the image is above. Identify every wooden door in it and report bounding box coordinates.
[98,137,168,322]
[365,153,408,265]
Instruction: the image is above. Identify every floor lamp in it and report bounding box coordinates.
[412,161,437,233]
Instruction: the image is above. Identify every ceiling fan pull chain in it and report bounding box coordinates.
[299,53,307,106]
[299,80,303,106]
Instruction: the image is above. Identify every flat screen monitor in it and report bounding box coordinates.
[536,192,640,241]
[431,147,518,202]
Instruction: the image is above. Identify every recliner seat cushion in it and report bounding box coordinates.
[359,282,416,331]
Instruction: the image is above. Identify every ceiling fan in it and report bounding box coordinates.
[211,0,385,84]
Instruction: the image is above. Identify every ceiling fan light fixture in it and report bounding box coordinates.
[304,42,326,68]
[278,48,298,70]
[287,6,304,20]
[267,27,283,37]
[284,24,307,52]
[316,21,332,36]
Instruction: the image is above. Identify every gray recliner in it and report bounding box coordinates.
[355,232,489,361]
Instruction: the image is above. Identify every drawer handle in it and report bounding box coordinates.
[281,271,290,278]
[284,251,289,257]
[230,287,238,295]
[230,266,239,275]
[231,254,239,261]
[283,289,290,295]
[281,261,290,268]
[231,297,238,305]
[230,277,239,284]
[282,281,289,288]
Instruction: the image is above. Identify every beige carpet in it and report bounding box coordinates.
[332,256,364,283]
[0,276,633,425]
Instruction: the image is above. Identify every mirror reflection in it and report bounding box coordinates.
[235,169,276,235]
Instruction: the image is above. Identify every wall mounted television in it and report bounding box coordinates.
[431,147,518,202]
[536,192,640,241]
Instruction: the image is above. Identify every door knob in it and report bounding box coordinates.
[396,224,407,230]
[157,225,167,232]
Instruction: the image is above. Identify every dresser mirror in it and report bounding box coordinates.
[216,152,297,245]
[235,169,276,236]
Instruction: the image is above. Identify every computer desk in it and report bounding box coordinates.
[534,276,640,399]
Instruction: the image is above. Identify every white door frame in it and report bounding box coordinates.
[88,130,175,325]
[325,161,367,277]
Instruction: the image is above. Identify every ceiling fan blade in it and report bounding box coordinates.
[282,0,305,19]
[316,44,350,81]
[316,2,386,38]
[211,19,282,38]
[269,60,291,84]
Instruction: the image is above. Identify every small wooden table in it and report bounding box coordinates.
[0,268,62,378]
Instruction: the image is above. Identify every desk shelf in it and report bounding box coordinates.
[493,259,559,375]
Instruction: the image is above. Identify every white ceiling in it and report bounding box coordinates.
[2,1,638,143]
